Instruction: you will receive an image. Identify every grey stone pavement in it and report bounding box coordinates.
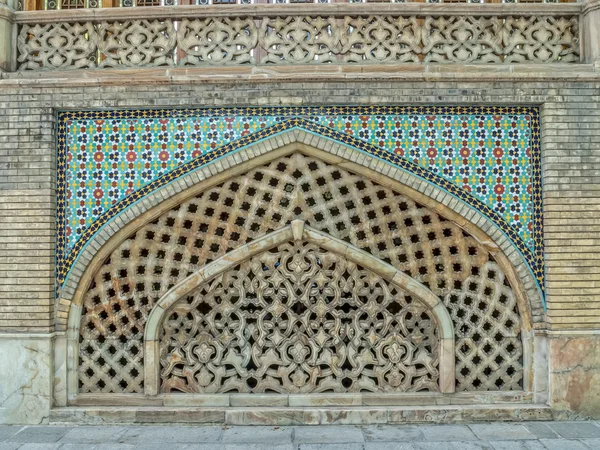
[3,422,600,450]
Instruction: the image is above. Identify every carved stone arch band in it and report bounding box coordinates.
[143,221,456,396]
[67,138,533,401]
[62,131,541,325]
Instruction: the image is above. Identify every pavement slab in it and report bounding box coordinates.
[362,425,423,442]
[118,426,223,444]
[221,426,294,444]
[9,427,72,444]
[294,425,364,444]
[2,421,600,449]
[0,428,22,443]
[548,422,600,439]
[469,424,536,441]
[420,424,478,441]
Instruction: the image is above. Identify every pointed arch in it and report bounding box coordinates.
[63,137,538,402]
[143,221,455,395]
[60,130,542,328]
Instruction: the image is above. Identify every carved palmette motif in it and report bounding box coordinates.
[422,16,503,64]
[341,16,421,63]
[79,153,523,394]
[258,16,341,64]
[17,22,98,70]
[97,20,176,68]
[160,241,440,393]
[503,16,580,63]
[177,18,258,66]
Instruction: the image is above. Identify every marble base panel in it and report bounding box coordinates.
[549,333,600,419]
[49,404,555,425]
[0,334,54,425]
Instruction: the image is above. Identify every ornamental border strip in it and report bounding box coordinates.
[55,105,543,298]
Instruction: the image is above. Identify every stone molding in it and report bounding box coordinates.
[13,3,582,23]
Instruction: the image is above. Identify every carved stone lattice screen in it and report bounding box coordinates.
[17,14,580,70]
[79,153,523,394]
[160,240,440,394]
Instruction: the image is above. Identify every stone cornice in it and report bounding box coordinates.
[0,3,15,23]
[1,63,598,87]
[582,0,600,15]
[13,2,581,24]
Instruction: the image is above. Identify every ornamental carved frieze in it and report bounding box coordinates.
[18,14,580,70]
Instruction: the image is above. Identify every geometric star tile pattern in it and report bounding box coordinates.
[57,106,542,296]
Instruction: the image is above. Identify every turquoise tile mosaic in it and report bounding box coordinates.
[57,106,543,296]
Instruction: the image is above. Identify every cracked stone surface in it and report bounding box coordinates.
[1,422,600,449]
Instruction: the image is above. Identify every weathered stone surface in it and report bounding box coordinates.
[469,424,536,441]
[293,425,364,443]
[117,426,223,444]
[222,426,293,444]
[549,336,600,419]
[0,337,53,425]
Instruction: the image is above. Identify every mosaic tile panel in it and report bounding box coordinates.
[57,106,542,295]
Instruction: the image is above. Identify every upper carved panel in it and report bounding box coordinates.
[17,13,580,70]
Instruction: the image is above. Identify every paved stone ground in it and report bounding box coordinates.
[2,422,600,449]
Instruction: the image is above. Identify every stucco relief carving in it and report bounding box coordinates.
[503,16,580,63]
[97,20,176,67]
[17,22,97,70]
[160,240,441,394]
[258,16,340,64]
[422,16,503,63]
[177,17,258,66]
[341,16,421,63]
[17,14,580,70]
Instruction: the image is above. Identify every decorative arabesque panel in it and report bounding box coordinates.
[79,153,523,394]
[161,241,440,394]
[18,14,580,70]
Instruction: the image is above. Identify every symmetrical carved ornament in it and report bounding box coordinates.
[17,14,580,70]
[77,153,524,396]
[154,226,451,394]
[97,20,176,67]
[17,22,98,70]
[177,17,258,66]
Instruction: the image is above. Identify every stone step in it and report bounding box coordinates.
[49,404,554,425]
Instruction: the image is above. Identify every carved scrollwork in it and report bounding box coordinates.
[97,20,176,68]
[422,16,503,64]
[17,22,98,71]
[177,17,258,66]
[503,16,580,63]
[17,14,581,70]
[341,16,421,63]
[160,240,441,394]
[258,16,341,64]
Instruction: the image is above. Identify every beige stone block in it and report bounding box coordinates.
[316,408,387,425]
[230,394,288,407]
[136,408,225,423]
[288,394,362,407]
[226,408,305,426]
[162,394,230,407]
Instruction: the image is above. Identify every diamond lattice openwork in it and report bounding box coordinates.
[79,152,523,394]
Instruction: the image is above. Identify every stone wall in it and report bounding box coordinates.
[0,71,600,422]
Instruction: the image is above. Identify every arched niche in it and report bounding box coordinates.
[64,139,536,402]
[143,221,455,396]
